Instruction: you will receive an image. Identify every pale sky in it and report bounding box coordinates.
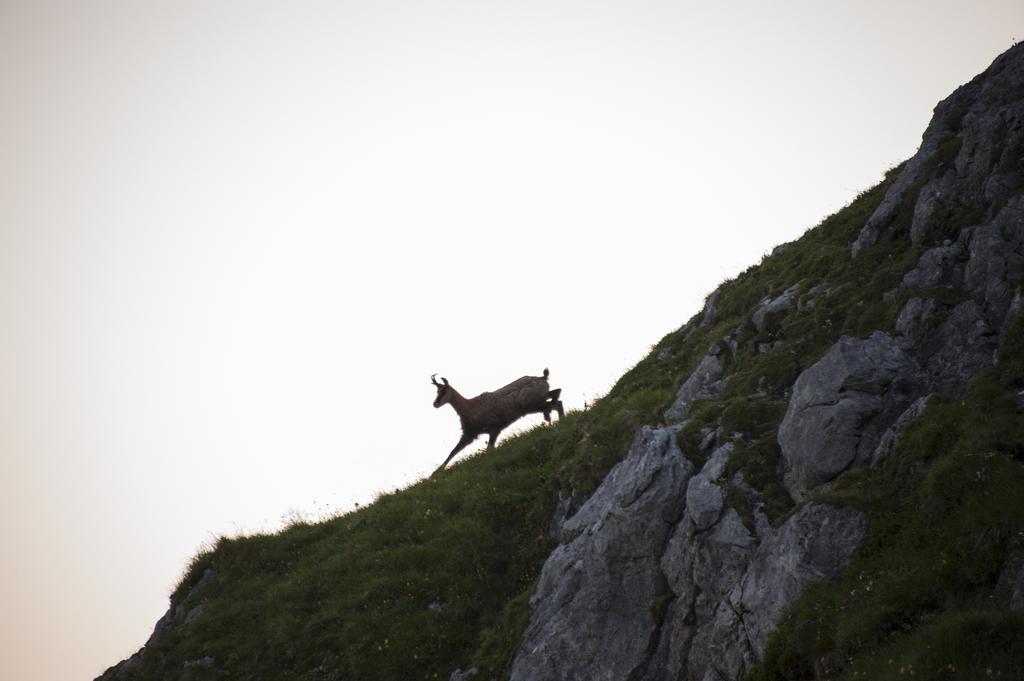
[1,2,1021,679]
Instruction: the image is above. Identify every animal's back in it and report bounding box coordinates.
[473,374,550,429]
[487,374,549,405]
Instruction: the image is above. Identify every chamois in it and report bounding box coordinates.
[430,369,564,475]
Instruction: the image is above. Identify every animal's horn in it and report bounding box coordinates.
[441,377,449,386]
[431,374,440,386]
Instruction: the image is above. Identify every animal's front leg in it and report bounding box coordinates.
[433,432,475,475]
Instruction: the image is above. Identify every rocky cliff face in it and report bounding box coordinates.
[506,43,1024,681]
[510,429,867,681]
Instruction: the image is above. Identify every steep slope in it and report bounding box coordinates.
[509,42,1024,681]
[99,43,1024,681]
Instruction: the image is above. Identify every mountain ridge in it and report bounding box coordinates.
[99,42,1024,681]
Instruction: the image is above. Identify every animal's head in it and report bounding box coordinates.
[431,374,453,408]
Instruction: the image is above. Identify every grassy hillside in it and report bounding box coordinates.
[104,164,1024,680]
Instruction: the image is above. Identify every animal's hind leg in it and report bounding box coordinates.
[542,390,562,422]
[538,401,564,423]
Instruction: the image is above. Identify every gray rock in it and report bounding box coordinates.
[685,443,736,532]
[964,197,1024,323]
[736,503,868,658]
[753,510,773,542]
[871,395,932,464]
[687,475,725,531]
[751,284,800,334]
[901,242,964,290]
[910,173,958,245]
[854,43,1024,258]
[693,509,756,612]
[665,353,725,424]
[994,548,1024,610]
[772,241,795,256]
[635,597,693,681]
[509,427,693,681]
[548,496,575,541]
[145,608,176,649]
[656,508,757,681]
[685,503,867,681]
[702,443,735,481]
[660,516,698,609]
[514,437,868,681]
[852,133,945,257]
[699,427,722,452]
[183,656,215,668]
[700,290,722,329]
[723,335,739,358]
[919,300,997,395]
[779,332,922,499]
[687,602,752,681]
[895,297,937,341]
[1008,287,1023,325]
[450,667,479,681]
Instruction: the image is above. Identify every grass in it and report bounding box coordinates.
[108,336,705,681]
[748,362,1024,680]
[105,161,1024,680]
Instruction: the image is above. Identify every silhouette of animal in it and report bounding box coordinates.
[430,369,563,474]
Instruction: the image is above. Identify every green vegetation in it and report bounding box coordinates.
[748,364,1024,681]
[112,162,1024,680]
[118,326,707,681]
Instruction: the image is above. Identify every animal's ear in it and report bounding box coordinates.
[543,368,550,379]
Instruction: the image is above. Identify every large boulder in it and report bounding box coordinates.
[778,332,921,499]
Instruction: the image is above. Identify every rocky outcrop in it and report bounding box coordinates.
[514,44,1024,681]
[778,332,922,499]
[664,349,726,424]
[735,504,868,658]
[685,443,733,531]
[853,44,1024,259]
[751,284,800,334]
[700,290,722,329]
[509,427,692,681]
[511,428,868,681]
